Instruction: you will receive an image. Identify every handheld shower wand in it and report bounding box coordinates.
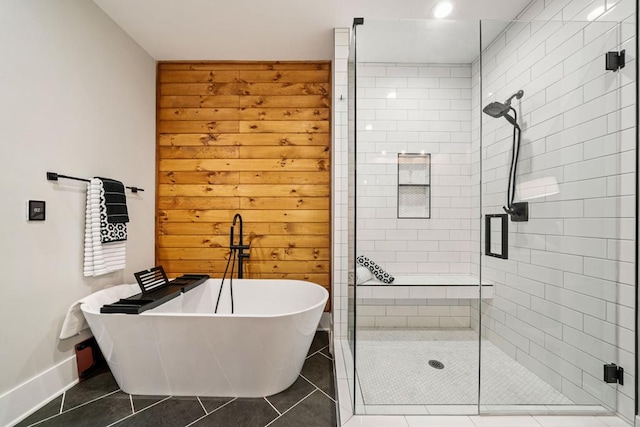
[482,90,528,222]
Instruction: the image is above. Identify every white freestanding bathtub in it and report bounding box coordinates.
[80,279,328,397]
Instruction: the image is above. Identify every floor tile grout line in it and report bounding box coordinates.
[263,396,282,416]
[24,411,65,427]
[318,351,333,361]
[104,395,173,427]
[196,396,208,415]
[263,389,318,427]
[25,389,124,427]
[306,344,330,359]
[184,397,237,427]
[209,397,237,415]
[299,373,337,403]
[59,392,65,415]
[60,388,122,414]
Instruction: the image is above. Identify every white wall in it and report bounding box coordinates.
[474,0,636,421]
[0,0,156,422]
[356,63,474,276]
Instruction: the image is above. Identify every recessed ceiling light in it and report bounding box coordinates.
[433,1,453,19]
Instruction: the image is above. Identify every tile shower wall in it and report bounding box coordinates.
[356,63,474,276]
[333,28,350,339]
[356,298,472,328]
[471,0,636,421]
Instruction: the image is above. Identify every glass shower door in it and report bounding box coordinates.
[478,16,635,415]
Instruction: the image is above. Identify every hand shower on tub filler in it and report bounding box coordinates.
[230,213,250,277]
[215,213,250,313]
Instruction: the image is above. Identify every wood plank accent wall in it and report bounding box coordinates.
[156,61,331,310]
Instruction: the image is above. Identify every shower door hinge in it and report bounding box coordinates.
[605,50,625,71]
[603,363,624,385]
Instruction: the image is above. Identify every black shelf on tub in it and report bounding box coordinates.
[100,267,210,314]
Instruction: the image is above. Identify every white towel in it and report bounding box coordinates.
[356,265,373,285]
[84,179,126,277]
[59,283,140,339]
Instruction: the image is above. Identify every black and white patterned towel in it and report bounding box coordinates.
[99,182,127,243]
[356,255,395,284]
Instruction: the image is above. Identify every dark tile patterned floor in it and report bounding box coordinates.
[17,332,336,427]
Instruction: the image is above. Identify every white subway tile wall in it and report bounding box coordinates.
[357,298,473,329]
[474,0,636,421]
[356,62,474,276]
[333,28,350,340]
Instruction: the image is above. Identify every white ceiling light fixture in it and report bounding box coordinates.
[432,1,454,19]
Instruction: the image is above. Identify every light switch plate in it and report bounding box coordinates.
[28,200,46,221]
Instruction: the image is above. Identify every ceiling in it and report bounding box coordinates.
[357,19,502,64]
[92,0,532,61]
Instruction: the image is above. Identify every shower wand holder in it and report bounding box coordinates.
[506,202,528,222]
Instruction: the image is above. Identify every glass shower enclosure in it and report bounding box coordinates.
[346,15,636,417]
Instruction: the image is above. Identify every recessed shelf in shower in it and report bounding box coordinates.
[397,153,430,219]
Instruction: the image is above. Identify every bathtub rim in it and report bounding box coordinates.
[80,278,329,319]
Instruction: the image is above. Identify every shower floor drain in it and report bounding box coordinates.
[428,360,444,369]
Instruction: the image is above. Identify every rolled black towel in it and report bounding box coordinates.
[356,255,395,284]
[97,177,129,223]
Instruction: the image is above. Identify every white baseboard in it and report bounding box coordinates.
[1,356,78,427]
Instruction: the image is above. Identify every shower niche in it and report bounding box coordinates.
[346,13,634,420]
[397,153,430,219]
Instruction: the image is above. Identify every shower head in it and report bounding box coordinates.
[482,90,523,128]
[482,101,510,118]
[483,102,518,127]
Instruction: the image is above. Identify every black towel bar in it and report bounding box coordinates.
[46,172,144,193]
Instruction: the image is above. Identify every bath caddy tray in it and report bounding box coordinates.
[100,266,209,314]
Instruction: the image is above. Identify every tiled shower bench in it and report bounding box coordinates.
[356,275,493,329]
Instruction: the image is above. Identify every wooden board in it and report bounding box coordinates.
[157,184,329,197]
[158,222,330,236]
[159,62,330,71]
[158,159,329,172]
[157,209,330,223]
[158,108,330,121]
[160,83,330,96]
[158,146,329,160]
[157,61,332,311]
[157,133,330,147]
[159,95,330,108]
